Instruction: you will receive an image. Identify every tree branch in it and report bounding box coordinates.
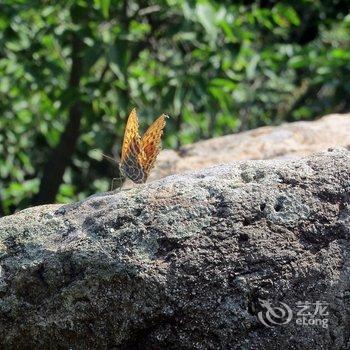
[33,33,84,205]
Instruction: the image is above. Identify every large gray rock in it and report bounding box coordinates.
[0,148,349,349]
[140,113,350,186]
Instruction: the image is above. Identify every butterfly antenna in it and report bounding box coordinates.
[101,153,118,164]
[92,149,118,164]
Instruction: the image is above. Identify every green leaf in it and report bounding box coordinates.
[195,2,218,43]
[331,48,350,59]
[210,78,236,90]
[272,4,300,27]
[246,54,260,80]
[94,0,110,18]
[101,0,111,19]
[288,55,308,69]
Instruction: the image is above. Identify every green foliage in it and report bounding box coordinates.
[0,0,349,215]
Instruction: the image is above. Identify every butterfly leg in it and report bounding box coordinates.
[110,176,125,191]
[110,178,118,191]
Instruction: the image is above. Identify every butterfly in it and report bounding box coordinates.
[119,108,167,184]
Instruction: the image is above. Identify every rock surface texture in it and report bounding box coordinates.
[146,113,350,184]
[0,148,349,349]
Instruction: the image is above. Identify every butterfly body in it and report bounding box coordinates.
[119,108,166,183]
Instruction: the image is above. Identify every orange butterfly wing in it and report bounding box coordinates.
[120,108,142,163]
[140,114,167,174]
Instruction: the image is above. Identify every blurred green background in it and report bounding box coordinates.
[0,0,349,215]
